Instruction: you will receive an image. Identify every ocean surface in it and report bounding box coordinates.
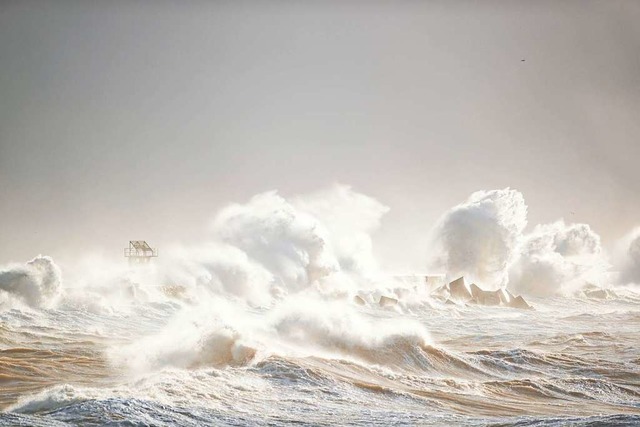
[1,280,639,427]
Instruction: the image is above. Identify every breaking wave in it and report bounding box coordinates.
[0,256,61,308]
[1,185,640,425]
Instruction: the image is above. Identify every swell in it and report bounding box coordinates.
[253,352,640,418]
[251,340,640,417]
[4,345,640,421]
[0,347,112,410]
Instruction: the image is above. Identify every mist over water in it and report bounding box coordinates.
[1,186,639,426]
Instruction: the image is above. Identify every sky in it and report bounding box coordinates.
[1,0,639,271]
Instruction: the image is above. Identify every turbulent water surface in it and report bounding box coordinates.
[1,187,639,425]
[1,287,639,426]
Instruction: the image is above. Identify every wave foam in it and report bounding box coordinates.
[0,256,61,308]
[428,188,527,289]
[615,227,640,286]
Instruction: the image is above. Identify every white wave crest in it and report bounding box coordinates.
[0,255,62,308]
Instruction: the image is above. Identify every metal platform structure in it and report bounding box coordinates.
[124,240,158,264]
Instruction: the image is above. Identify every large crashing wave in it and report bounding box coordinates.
[211,190,340,292]
[111,297,431,372]
[428,188,527,289]
[0,186,388,313]
[0,256,62,308]
[509,221,609,296]
[271,297,430,364]
[427,188,612,296]
[615,227,640,286]
[293,184,389,276]
[111,299,260,371]
[201,185,388,301]
[104,186,412,372]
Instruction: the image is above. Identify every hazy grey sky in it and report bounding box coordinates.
[1,0,639,269]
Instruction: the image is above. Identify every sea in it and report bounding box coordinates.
[1,276,639,426]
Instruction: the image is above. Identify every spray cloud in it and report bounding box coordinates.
[428,188,527,288]
[0,256,62,308]
[508,221,608,296]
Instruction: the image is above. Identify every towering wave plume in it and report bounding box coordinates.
[293,184,389,276]
[211,191,340,293]
[428,188,527,289]
[0,256,62,308]
[271,297,431,365]
[615,227,640,286]
[6,186,387,313]
[509,221,608,296]
[427,188,616,297]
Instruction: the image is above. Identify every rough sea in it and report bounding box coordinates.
[1,283,639,426]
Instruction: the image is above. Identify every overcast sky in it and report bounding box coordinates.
[1,0,639,270]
